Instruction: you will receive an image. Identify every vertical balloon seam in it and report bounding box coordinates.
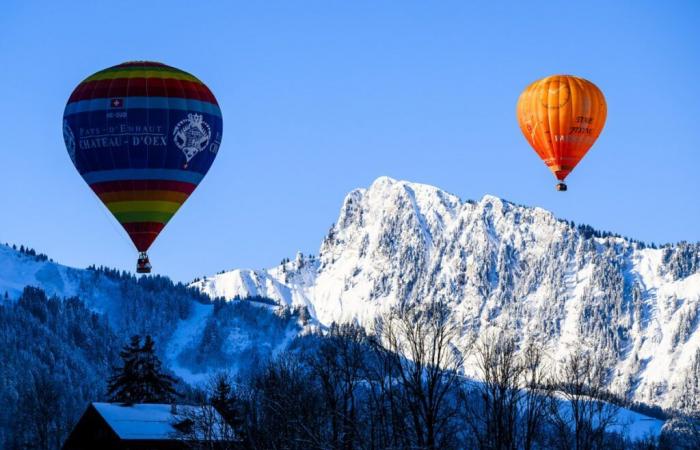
[529,80,548,165]
[554,76,572,179]
[523,86,537,161]
[539,78,553,166]
[571,76,581,174]
[569,77,580,166]
[556,76,566,176]
[99,70,133,251]
[575,76,590,167]
[545,78,558,175]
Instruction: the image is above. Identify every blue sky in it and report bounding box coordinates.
[0,1,698,282]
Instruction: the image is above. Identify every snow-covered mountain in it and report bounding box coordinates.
[192,176,700,411]
[0,244,307,384]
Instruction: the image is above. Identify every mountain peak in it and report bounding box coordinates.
[365,177,525,221]
[367,176,460,198]
[191,177,700,411]
[368,175,399,189]
[479,193,511,208]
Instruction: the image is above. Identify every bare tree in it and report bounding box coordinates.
[240,354,327,450]
[460,332,554,450]
[548,347,620,450]
[305,322,368,450]
[376,301,465,450]
[366,332,412,449]
[172,399,238,450]
[518,341,553,450]
[462,331,523,450]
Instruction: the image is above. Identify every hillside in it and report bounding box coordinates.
[0,243,308,447]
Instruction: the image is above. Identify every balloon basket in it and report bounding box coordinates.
[555,182,568,192]
[136,252,152,274]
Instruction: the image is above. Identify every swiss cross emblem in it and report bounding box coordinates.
[111,98,124,108]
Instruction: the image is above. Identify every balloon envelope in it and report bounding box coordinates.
[63,61,223,252]
[516,75,606,182]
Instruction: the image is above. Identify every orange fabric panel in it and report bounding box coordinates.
[517,75,607,181]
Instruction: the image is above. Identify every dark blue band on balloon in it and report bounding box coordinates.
[64,108,223,175]
[82,169,206,184]
[64,97,222,117]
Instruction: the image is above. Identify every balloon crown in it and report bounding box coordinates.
[187,113,203,126]
[118,60,167,67]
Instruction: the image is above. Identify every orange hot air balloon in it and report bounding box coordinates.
[516,75,607,191]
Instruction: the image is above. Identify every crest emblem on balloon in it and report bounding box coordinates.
[63,120,76,164]
[174,113,212,163]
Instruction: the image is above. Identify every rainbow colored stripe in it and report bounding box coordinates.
[63,62,223,251]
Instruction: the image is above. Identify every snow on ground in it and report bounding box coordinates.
[0,244,77,299]
[165,302,214,386]
[612,406,665,441]
[550,393,665,441]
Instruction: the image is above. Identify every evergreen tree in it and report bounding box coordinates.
[107,335,177,403]
[210,372,241,429]
[107,335,142,403]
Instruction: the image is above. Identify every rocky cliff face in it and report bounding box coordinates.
[192,176,700,410]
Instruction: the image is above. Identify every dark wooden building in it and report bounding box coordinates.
[62,402,234,450]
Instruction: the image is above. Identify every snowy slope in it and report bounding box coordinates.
[0,244,305,386]
[0,244,90,300]
[610,406,665,441]
[192,176,700,410]
[0,244,129,318]
[166,301,215,384]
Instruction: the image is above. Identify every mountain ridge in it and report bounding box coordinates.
[191,176,700,411]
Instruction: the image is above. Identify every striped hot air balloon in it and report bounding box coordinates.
[62,61,223,273]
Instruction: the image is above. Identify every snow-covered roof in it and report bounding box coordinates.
[92,402,227,440]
